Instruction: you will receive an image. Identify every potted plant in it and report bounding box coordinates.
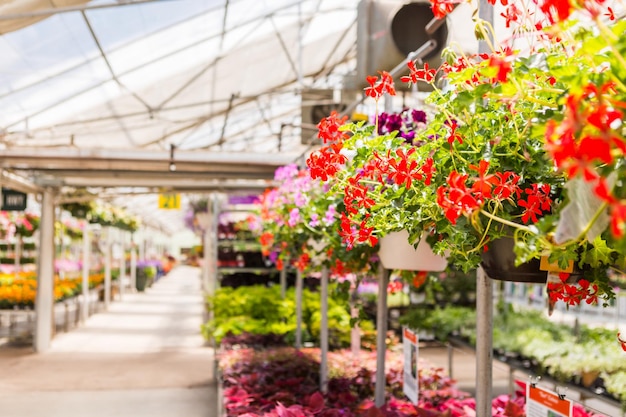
[257,163,378,277]
[306,0,626,306]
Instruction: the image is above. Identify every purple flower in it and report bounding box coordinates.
[294,191,307,208]
[309,213,320,227]
[287,208,301,227]
[274,164,299,181]
[324,205,336,224]
[412,109,427,124]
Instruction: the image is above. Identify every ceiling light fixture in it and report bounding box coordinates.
[169,144,176,172]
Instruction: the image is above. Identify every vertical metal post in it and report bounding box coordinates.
[211,195,220,294]
[203,229,211,293]
[138,229,145,262]
[119,231,125,300]
[448,343,454,378]
[104,227,112,308]
[295,269,303,349]
[350,279,360,358]
[280,267,287,299]
[130,244,137,292]
[81,223,90,323]
[14,235,21,278]
[320,266,329,393]
[475,266,493,417]
[34,188,56,353]
[375,265,389,407]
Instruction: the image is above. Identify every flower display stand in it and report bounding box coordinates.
[378,230,447,271]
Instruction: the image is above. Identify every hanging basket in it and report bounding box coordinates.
[378,230,447,271]
[480,237,548,283]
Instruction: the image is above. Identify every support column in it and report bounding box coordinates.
[475,266,494,417]
[375,265,389,407]
[34,188,56,353]
[104,227,112,309]
[295,269,303,349]
[138,229,145,262]
[210,195,220,294]
[320,266,329,393]
[280,267,287,299]
[130,244,137,292]
[81,223,90,323]
[119,231,126,300]
[14,234,21,278]
[202,229,211,293]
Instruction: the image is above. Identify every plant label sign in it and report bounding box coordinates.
[526,385,572,417]
[402,327,419,405]
[158,193,180,210]
[1,188,27,211]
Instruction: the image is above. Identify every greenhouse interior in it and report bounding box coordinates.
[1,0,626,416]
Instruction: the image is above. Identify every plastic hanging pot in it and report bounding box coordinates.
[378,230,447,271]
[480,237,548,283]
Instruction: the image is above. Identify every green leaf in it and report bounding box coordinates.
[581,236,614,267]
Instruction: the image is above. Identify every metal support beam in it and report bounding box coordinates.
[81,223,90,323]
[202,229,211,293]
[210,195,220,294]
[119,231,126,300]
[104,227,112,309]
[475,266,494,417]
[280,267,287,299]
[375,265,389,407]
[320,266,329,393]
[295,269,303,349]
[130,244,137,292]
[34,187,56,353]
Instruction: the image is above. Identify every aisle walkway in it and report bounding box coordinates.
[0,266,216,417]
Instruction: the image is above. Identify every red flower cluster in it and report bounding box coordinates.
[435,160,550,225]
[365,71,396,100]
[545,81,626,236]
[547,273,599,306]
[307,111,349,181]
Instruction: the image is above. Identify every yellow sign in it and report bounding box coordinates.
[540,256,574,273]
[158,193,180,210]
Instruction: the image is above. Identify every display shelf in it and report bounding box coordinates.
[217,240,262,250]
[445,336,624,413]
[218,267,278,275]
[0,239,38,265]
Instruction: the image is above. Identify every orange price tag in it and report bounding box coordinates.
[540,256,574,273]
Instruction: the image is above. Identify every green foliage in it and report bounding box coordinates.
[202,283,372,348]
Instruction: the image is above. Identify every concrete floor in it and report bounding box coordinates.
[1,267,621,417]
[0,266,216,417]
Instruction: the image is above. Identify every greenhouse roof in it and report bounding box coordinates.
[0,0,479,233]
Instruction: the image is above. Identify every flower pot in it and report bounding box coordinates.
[378,230,447,271]
[480,237,547,283]
[581,370,600,388]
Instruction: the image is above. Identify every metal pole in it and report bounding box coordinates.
[475,266,493,417]
[34,188,56,353]
[211,195,220,294]
[375,265,389,407]
[138,230,145,262]
[351,281,360,358]
[14,234,21,278]
[475,0,495,410]
[130,243,137,292]
[295,269,303,349]
[280,267,287,299]
[320,266,329,393]
[119,230,125,300]
[203,229,211,292]
[81,223,90,323]
[104,227,112,308]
